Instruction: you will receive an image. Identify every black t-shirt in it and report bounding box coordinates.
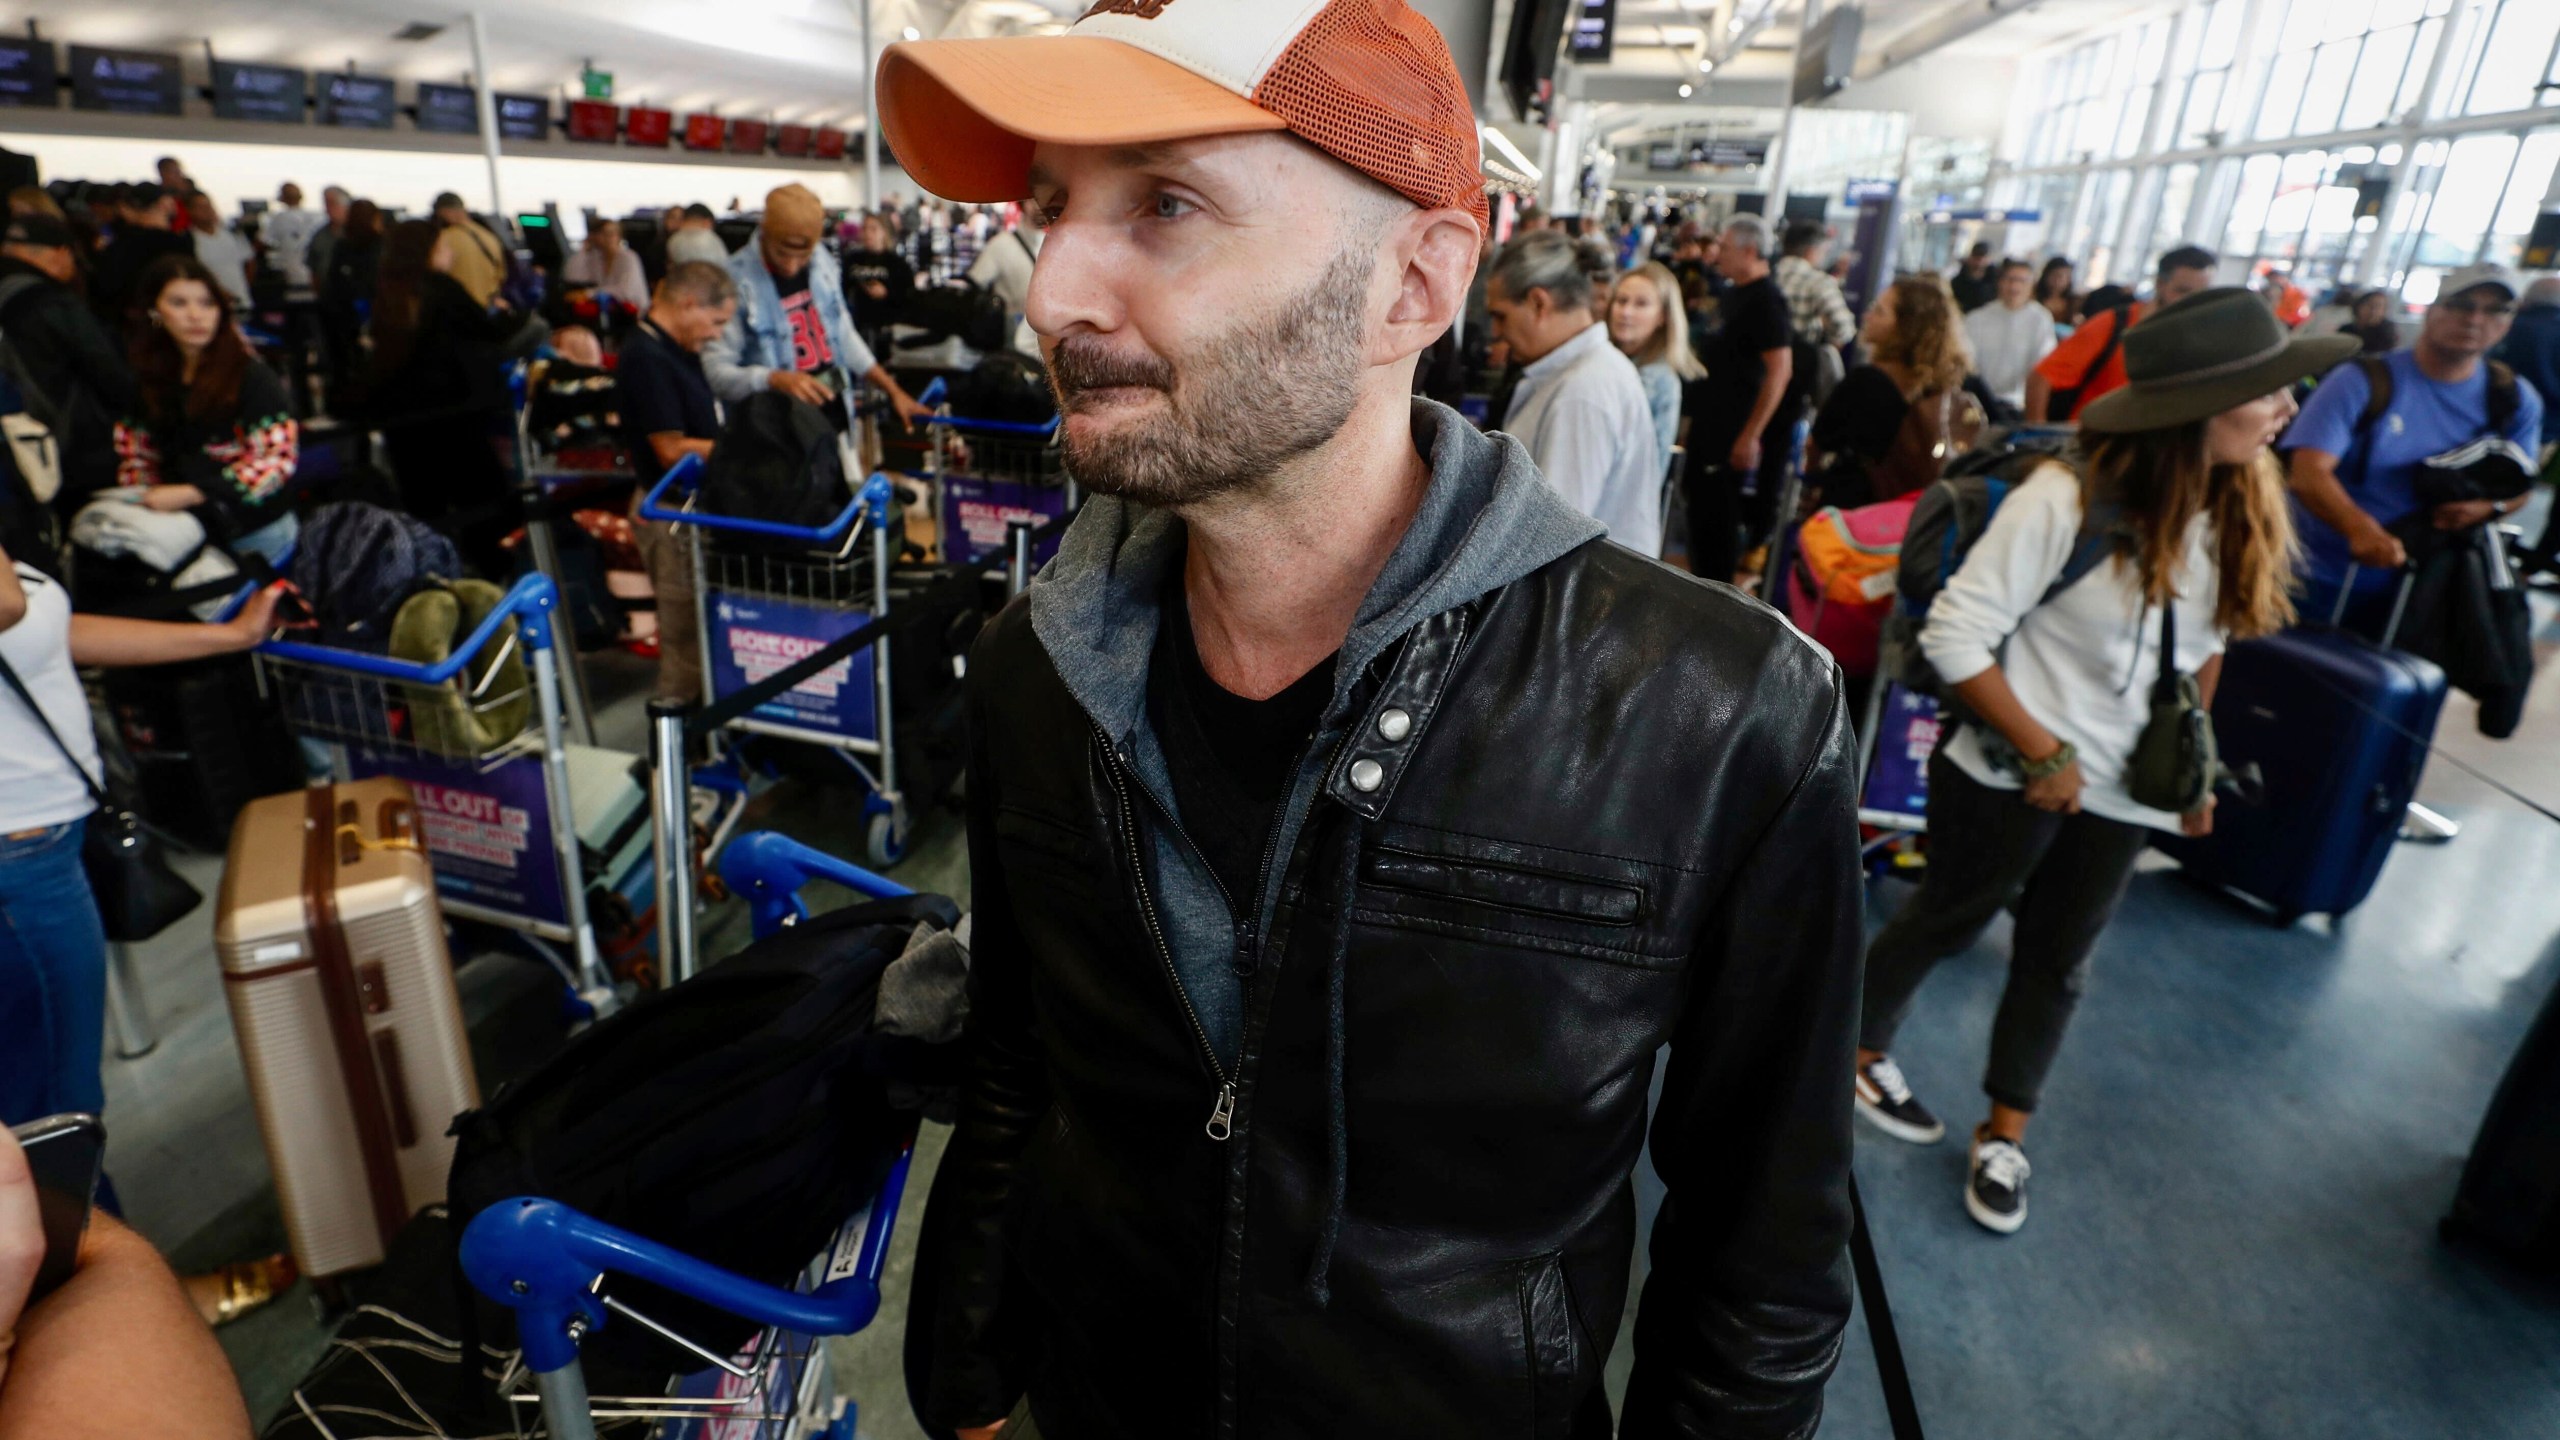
[841,247,914,336]
[615,320,723,485]
[771,265,835,373]
[1694,274,1794,456]
[1149,582,1337,911]
[1812,366,1910,463]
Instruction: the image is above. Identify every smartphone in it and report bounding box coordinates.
[10,1113,104,1304]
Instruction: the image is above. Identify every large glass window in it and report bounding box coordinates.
[2456,0,2560,116]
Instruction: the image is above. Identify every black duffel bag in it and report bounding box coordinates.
[446,890,965,1378]
[697,390,851,554]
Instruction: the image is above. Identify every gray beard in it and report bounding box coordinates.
[1052,244,1375,509]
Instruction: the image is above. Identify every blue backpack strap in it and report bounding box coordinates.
[2039,498,2123,607]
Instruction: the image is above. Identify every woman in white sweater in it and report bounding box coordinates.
[1852,289,2358,1235]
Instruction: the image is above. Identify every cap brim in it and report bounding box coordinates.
[878,37,1288,205]
[2078,333,2362,434]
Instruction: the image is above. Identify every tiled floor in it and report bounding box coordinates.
[103,582,2560,1438]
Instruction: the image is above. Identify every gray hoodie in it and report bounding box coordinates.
[1026,398,1606,1060]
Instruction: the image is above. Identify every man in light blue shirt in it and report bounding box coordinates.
[1484,229,1662,557]
[2283,261,2544,629]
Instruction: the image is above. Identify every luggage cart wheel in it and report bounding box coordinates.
[865,811,906,868]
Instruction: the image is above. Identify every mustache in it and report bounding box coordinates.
[1048,339,1176,403]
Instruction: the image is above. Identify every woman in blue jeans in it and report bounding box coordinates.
[0,547,280,1128]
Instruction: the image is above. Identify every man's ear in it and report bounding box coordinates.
[1374,208,1481,369]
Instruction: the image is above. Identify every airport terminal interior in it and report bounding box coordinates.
[1,0,2559,1436]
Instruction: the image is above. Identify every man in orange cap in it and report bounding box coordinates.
[884,4,1863,1436]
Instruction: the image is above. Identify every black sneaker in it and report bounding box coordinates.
[1853,1055,1945,1144]
[1966,1133,2031,1235]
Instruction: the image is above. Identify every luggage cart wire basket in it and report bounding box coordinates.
[462,832,926,1440]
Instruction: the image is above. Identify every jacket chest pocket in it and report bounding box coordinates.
[995,805,1110,908]
[1350,826,1675,970]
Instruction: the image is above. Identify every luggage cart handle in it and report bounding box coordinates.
[915,376,1064,438]
[636,452,895,545]
[254,572,563,683]
[459,1137,918,1375]
[720,830,914,939]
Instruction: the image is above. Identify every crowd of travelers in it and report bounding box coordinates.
[0,22,2553,1421]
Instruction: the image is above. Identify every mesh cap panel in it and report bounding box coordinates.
[1253,0,1488,224]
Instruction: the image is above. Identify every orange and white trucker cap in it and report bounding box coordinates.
[876,0,1488,226]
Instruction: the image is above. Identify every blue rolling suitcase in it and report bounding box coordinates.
[2156,579,2446,926]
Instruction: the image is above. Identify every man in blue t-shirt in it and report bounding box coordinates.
[620,259,736,702]
[2284,261,2545,629]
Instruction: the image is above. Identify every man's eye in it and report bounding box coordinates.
[1151,192,1196,221]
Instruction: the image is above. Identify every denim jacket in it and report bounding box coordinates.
[702,230,878,405]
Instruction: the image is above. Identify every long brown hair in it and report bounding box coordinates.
[367,219,443,380]
[2077,420,2297,640]
[129,254,251,423]
[1873,273,1971,395]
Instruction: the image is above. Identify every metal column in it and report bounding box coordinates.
[2354,0,2479,287]
[466,11,505,219]
[104,942,155,1059]
[648,700,700,986]
[861,0,881,209]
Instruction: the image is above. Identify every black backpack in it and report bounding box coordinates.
[948,350,1058,429]
[289,502,465,650]
[446,892,965,1377]
[900,284,1010,353]
[698,390,854,554]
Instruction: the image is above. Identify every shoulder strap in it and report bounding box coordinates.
[2354,355,2393,432]
[2484,359,2518,437]
[0,637,109,805]
[2061,308,2130,416]
[2037,496,2123,609]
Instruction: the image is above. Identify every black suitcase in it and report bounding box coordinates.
[2445,978,2560,1273]
[103,656,306,853]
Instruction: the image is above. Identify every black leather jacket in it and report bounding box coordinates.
[915,422,1864,1440]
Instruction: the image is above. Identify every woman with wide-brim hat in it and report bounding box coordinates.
[1848,288,2358,1235]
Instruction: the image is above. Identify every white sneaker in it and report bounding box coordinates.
[1966,1133,2030,1235]
[1854,1055,1946,1145]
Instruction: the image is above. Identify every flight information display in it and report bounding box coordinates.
[495,92,549,140]
[774,124,811,157]
[812,128,847,160]
[213,61,306,123]
[565,99,618,143]
[727,119,769,155]
[317,72,396,129]
[415,82,478,134]
[625,106,672,147]
[682,113,724,152]
[0,40,61,109]
[69,45,182,116]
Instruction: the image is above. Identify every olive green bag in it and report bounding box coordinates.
[2125,601,2220,814]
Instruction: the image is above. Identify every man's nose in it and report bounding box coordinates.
[1024,222,1119,340]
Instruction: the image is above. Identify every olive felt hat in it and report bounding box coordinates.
[2077,286,2359,434]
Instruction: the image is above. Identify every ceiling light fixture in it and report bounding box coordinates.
[902,26,921,40]
[1698,57,1714,73]
[1678,83,1693,97]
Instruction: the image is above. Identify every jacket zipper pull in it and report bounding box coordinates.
[1205,1082,1237,1142]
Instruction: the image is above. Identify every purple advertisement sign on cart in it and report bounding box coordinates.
[941,475,1069,567]
[707,592,880,741]
[1863,683,1942,827]
[349,750,569,928]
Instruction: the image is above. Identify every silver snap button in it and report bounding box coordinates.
[1348,758,1385,793]
[1376,707,1412,742]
